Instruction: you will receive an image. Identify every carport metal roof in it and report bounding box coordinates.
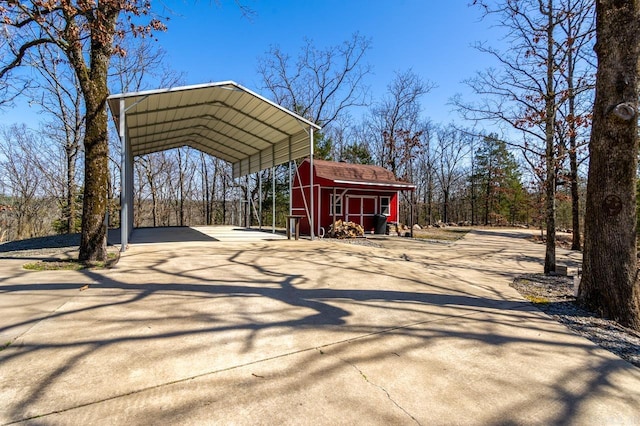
[108,81,320,178]
[108,81,321,251]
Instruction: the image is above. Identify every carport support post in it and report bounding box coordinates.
[288,137,292,217]
[271,144,276,233]
[119,97,133,252]
[258,171,262,230]
[309,127,314,240]
[272,166,276,233]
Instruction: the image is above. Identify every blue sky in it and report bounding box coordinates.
[2,1,500,129]
[157,0,496,125]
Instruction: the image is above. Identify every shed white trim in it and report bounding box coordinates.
[332,179,416,189]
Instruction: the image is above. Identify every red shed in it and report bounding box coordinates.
[292,158,415,236]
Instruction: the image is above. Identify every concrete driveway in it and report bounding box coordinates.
[0,229,638,425]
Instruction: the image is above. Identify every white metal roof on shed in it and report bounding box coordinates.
[108,81,320,178]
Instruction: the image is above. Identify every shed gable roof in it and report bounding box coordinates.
[311,159,415,188]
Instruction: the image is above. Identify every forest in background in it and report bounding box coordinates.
[0,123,584,243]
[0,0,593,247]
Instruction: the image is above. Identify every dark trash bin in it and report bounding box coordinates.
[373,214,387,235]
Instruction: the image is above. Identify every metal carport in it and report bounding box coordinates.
[108,81,321,251]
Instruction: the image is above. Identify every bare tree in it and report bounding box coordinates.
[369,70,434,175]
[258,32,372,158]
[458,0,574,273]
[137,153,163,227]
[0,1,166,261]
[579,0,640,331]
[258,32,371,127]
[414,121,436,225]
[433,125,472,224]
[358,71,435,226]
[108,38,185,230]
[26,44,84,234]
[174,147,199,226]
[556,0,595,250]
[0,125,52,239]
[195,155,235,226]
[0,38,30,109]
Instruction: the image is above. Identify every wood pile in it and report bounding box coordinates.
[330,220,365,238]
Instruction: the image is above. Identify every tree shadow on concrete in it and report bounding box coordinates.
[0,233,637,424]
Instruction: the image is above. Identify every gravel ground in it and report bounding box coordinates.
[332,235,450,248]
[331,237,384,248]
[512,274,640,368]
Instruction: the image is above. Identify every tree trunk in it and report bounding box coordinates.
[569,146,581,250]
[74,8,119,262]
[543,0,557,274]
[79,91,108,261]
[134,165,143,228]
[470,150,477,226]
[422,186,428,226]
[66,144,76,234]
[150,175,158,228]
[470,182,476,226]
[222,171,227,224]
[142,160,159,228]
[580,0,640,330]
[443,189,449,223]
[484,169,491,226]
[427,173,433,226]
[544,153,556,274]
[201,152,209,225]
[212,163,224,225]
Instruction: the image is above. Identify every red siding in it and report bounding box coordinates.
[292,159,413,236]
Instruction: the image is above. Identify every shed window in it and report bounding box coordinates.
[380,196,390,216]
[330,195,343,215]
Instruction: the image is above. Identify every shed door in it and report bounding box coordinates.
[346,196,377,231]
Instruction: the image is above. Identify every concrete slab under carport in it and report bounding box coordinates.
[125,225,287,245]
[0,229,638,424]
[192,225,287,242]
